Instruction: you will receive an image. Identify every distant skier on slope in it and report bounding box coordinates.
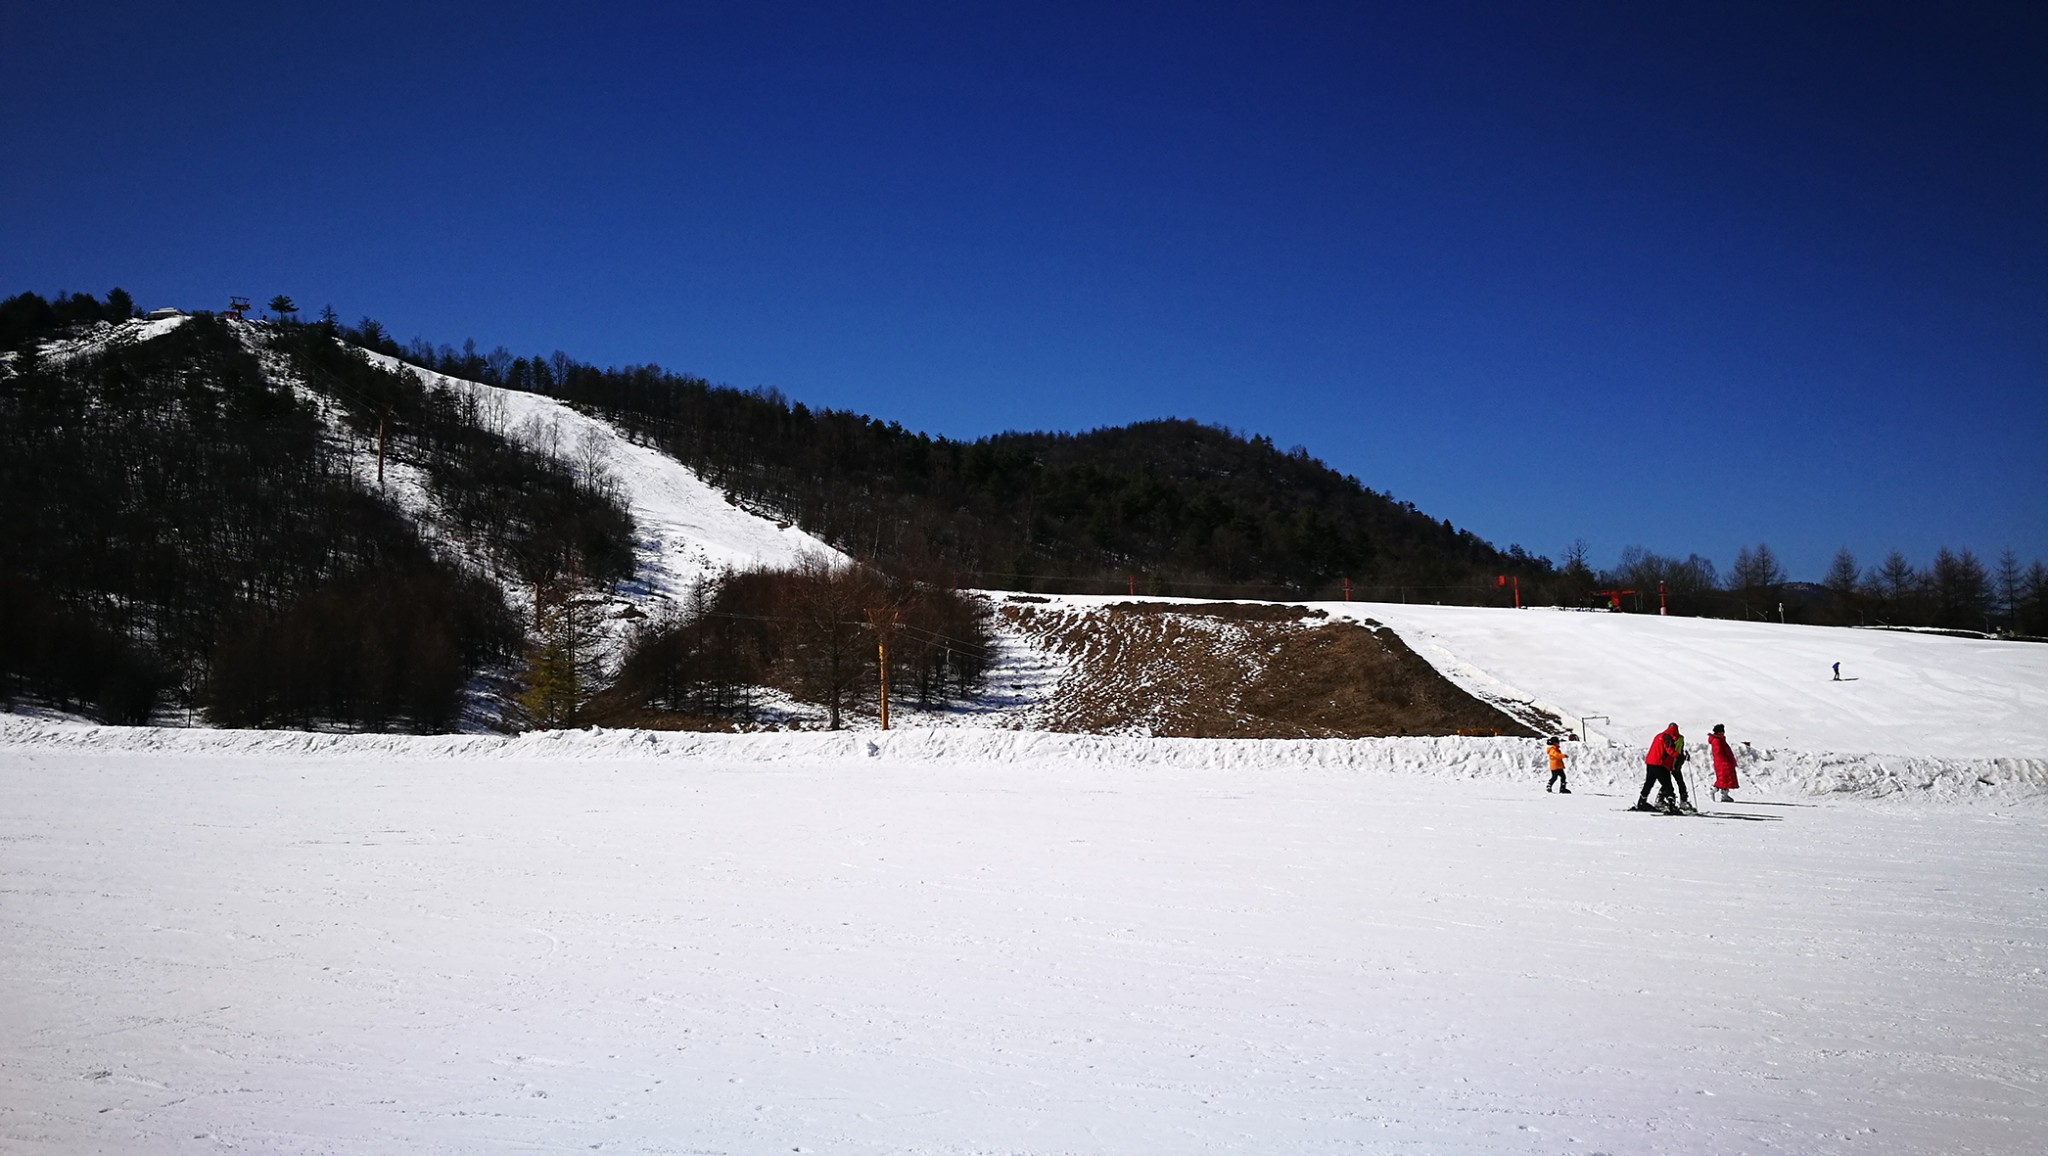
[1631,723,1683,813]
[1709,723,1740,802]
[1545,737,1571,793]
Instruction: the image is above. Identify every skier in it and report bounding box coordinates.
[1632,723,1683,813]
[1709,723,1739,802]
[1545,737,1570,793]
[1670,730,1696,813]
[1832,662,1841,681]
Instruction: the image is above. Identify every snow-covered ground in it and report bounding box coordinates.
[1337,601,2048,760]
[954,594,2048,764]
[3,723,2044,1154]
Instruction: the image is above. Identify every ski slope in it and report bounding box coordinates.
[18,313,191,366]
[954,593,2048,764]
[1336,601,2048,760]
[2,722,2044,1155]
[355,348,846,605]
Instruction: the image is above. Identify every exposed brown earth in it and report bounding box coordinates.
[1002,600,1554,739]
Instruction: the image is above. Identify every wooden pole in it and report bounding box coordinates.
[867,608,899,730]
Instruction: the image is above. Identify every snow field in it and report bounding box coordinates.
[3,728,2046,1154]
[1340,601,2048,760]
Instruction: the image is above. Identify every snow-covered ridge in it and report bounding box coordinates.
[351,348,848,609]
[17,313,190,365]
[4,715,2041,807]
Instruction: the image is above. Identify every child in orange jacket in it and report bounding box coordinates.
[1545,737,1570,793]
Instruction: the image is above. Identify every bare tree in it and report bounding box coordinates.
[780,553,889,729]
[1728,543,1786,592]
[1560,538,1595,588]
[1995,549,2023,630]
[2023,560,2048,635]
[1930,547,1992,630]
[1823,547,1859,594]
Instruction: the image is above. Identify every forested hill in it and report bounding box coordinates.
[1,302,631,728]
[372,334,1527,598]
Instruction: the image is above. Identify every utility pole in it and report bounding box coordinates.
[867,608,899,730]
[377,406,389,488]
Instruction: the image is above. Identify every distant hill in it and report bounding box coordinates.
[376,336,1536,599]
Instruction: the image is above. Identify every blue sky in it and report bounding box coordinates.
[7,2,2043,580]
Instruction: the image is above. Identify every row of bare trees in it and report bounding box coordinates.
[1545,538,2046,633]
[594,555,994,730]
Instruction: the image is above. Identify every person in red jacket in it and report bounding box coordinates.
[1709,723,1740,802]
[1632,723,1683,813]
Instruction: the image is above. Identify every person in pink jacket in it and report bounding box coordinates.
[1709,723,1740,802]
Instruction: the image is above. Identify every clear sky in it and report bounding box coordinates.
[7,1,2044,580]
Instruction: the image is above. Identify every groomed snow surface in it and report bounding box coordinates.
[1348,602,2048,761]
[4,723,2045,1155]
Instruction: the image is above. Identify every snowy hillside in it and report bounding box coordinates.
[1339,601,2048,759]
[19,313,191,365]
[952,594,2048,765]
[351,348,847,605]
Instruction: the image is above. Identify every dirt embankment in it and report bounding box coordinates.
[1002,600,1552,739]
